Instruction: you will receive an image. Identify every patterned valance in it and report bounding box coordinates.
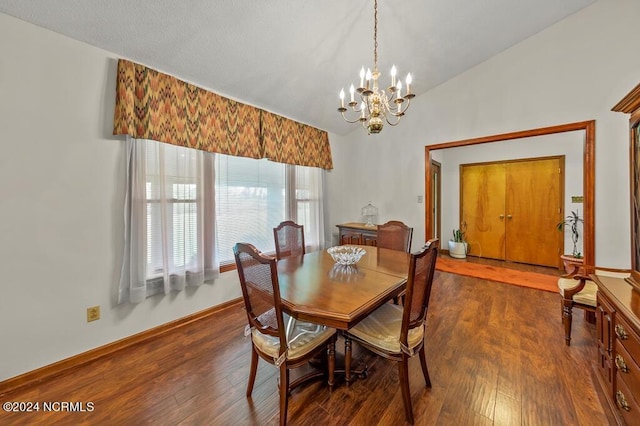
[113,59,333,169]
[261,111,333,170]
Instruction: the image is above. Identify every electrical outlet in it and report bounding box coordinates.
[87,306,100,322]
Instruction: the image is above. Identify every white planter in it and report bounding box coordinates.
[448,241,468,259]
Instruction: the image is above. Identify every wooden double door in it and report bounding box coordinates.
[461,156,564,268]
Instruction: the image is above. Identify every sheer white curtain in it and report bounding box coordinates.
[293,165,325,251]
[118,137,219,304]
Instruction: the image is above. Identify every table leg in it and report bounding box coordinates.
[328,336,336,390]
[344,335,352,386]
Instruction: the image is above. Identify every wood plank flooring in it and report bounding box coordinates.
[0,262,612,425]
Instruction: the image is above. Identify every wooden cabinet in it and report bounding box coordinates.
[593,275,640,425]
[336,223,378,246]
[612,82,640,290]
[596,290,616,396]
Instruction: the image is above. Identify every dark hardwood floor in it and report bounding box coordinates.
[1,262,611,425]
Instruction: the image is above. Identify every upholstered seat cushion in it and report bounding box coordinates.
[558,269,630,307]
[348,303,424,354]
[252,314,336,361]
[557,277,597,306]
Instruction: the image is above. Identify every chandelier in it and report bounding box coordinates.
[337,0,414,134]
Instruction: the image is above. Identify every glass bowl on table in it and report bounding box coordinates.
[327,245,366,265]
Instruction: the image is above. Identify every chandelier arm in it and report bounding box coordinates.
[340,111,368,124]
[386,98,411,117]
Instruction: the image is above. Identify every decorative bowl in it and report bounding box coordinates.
[327,245,366,265]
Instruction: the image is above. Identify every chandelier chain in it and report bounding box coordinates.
[373,0,378,72]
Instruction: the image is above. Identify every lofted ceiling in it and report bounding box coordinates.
[0,0,596,135]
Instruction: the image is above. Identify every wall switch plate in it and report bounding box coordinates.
[417,195,424,203]
[571,196,584,203]
[87,306,100,322]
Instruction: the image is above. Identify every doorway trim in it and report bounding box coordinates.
[424,120,595,267]
[431,159,442,241]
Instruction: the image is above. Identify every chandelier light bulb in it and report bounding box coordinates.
[391,65,397,87]
[349,84,355,102]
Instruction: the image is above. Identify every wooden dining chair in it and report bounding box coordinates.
[377,220,413,304]
[233,243,336,426]
[377,220,413,252]
[273,220,305,260]
[344,238,439,425]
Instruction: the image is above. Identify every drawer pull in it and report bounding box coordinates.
[615,354,630,373]
[616,390,631,412]
[615,324,629,340]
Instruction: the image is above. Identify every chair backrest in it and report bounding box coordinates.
[400,238,439,344]
[273,220,305,260]
[233,243,286,349]
[377,220,413,253]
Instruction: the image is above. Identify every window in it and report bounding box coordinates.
[146,148,202,275]
[119,138,325,304]
[215,154,325,266]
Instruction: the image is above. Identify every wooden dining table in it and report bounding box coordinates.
[276,245,410,384]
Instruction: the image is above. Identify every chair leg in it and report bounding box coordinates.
[418,345,431,388]
[279,364,289,426]
[398,357,414,425]
[246,345,259,397]
[562,299,573,346]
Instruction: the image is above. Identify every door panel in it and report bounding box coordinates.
[505,158,562,267]
[460,157,563,268]
[461,163,506,260]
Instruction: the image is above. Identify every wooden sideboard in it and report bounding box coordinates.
[594,275,640,425]
[336,223,378,246]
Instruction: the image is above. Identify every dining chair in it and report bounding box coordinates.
[233,243,336,426]
[273,220,305,260]
[377,220,413,304]
[558,265,630,346]
[377,220,413,252]
[344,238,439,425]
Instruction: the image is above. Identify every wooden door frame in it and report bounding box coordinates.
[431,159,442,241]
[424,120,595,267]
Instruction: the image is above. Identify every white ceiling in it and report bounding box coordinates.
[0,0,596,135]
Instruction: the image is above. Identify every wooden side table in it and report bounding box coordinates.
[336,223,378,246]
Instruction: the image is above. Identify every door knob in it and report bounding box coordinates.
[507,214,512,219]
[499,214,504,219]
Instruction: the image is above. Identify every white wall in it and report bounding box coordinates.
[0,14,242,382]
[327,0,640,266]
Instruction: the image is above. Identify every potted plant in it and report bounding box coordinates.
[448,228,468,259]
[556,209,584,258]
